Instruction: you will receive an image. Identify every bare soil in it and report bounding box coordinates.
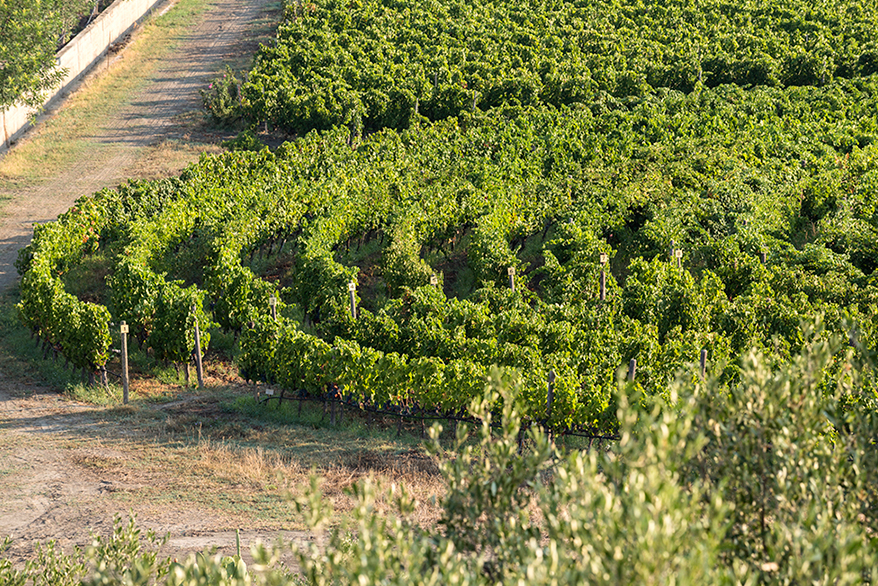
[0,376,315,567]
[0,0,329,566]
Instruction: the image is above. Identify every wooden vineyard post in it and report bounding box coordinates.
[508,266,516,292]
[269,295,277,321]
[348,281,357,319]
[192,305,204,390]
[669,240,676,261]
[700,348,708,379]
[628,358,637,381]
[337,389,343,426]
[599,253,608,301]
[121,321,129,405]
[546,370,556,445]
[760,251,767,264]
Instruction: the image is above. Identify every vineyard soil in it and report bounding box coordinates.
[0,377,310,567]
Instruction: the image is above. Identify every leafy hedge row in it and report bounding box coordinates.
[243,0,878,132]
[15,81,878,426]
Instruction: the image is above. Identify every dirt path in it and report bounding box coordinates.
[0,378,312,566]
[0,0,273,292]
[0,0,315,566]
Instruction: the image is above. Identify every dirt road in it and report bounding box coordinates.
[0,375,313,566]
[0,0,314,566]
[0,0,274,292]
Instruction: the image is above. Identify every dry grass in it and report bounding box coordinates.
[38,380,451,530]
[127,139,223,180]
[184,427,447,528]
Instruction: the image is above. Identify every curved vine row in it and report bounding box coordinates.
[16,79,878,428]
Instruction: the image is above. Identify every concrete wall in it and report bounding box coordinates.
[1,0,167,152]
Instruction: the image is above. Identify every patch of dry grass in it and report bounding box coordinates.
[42,381,451,530]
[196,438,446,524]
[169,428,447,528]
[127,139,223,180]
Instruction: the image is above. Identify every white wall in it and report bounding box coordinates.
[1,0,167,152]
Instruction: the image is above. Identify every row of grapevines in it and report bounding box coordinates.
[244,0,878,132]
[17,197,113,372]
[239,314,611,429]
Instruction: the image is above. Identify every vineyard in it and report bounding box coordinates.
[14,0,878,434]
[241,0,878,132]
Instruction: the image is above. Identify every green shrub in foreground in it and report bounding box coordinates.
[3,332,877,584]
[295,337,878,584]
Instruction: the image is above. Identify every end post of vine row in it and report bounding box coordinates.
[348,281,358,319]
[120,321,129,404]
[599,252,608,301]
[191,304,204,389]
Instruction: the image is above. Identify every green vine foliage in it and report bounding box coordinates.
[244,0,878,132]
[15,77,878,421]
[148,285,212,364]
[17,197,113,371]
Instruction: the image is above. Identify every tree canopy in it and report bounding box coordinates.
[0,0,96,110]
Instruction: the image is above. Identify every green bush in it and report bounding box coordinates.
[222,129,265,152]
[8,335,874,584]
[293,334,878,584]
[200,66,244,127]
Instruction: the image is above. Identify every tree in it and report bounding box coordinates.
[0,0,94,110]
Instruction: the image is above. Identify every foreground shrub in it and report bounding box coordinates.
[289,331,878,584]
[3,333,877,584]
